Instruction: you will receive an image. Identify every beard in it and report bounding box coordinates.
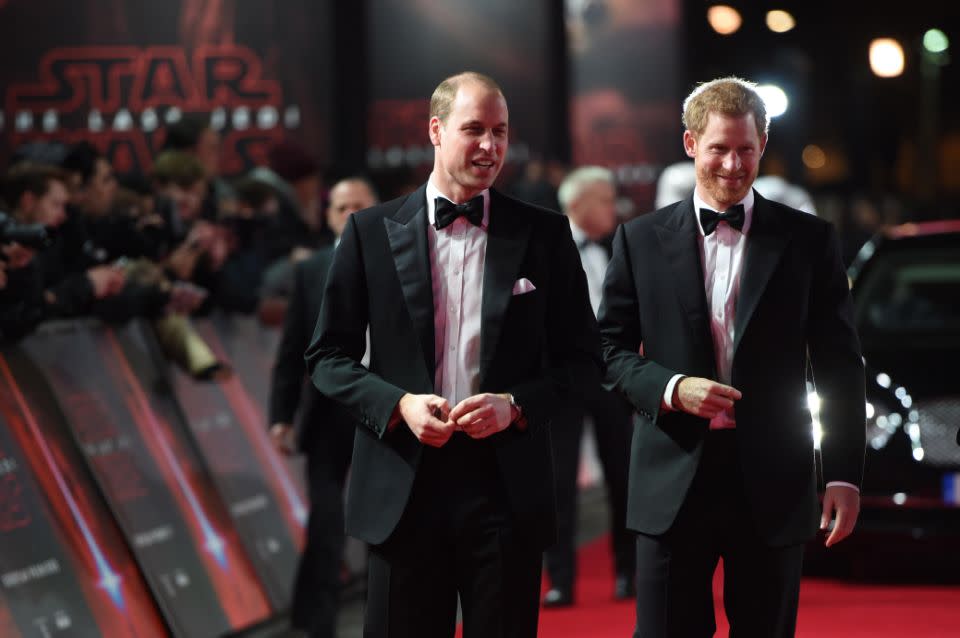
[699,166,755,210]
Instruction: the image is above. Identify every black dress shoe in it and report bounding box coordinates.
[614,574,636,600]
[542,587,574,608]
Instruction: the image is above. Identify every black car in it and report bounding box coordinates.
[805,220,960,580]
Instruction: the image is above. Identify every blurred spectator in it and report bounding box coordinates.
[753,175,817,215]
[162,113,235,220]
[61,144,218,374]
[323,177,378,241]
[152,149,209,235]
[249,140,331,262]
[7,161,127,319]
[150,150,232,305]
[543,166,635,607]
[259,176,378,324]
[61,141,118,221]
[654,160,696,209]
[207,178,283,315]
[268,175,379,637]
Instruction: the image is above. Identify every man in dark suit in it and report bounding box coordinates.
[543,166,635,607]
[598,77,865,637]
[268,177,378,637]
[305,72,599,638]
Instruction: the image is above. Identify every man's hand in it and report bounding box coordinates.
[820,484,860,547]
[450,393,514,439]
[269,423,296,455]
[398,393,455,447]
[166,282,208,315]
[86,265,126,298]
[674,377,742,418]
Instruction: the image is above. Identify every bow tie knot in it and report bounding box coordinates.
[434,196,484,230]
[699,204,745,235]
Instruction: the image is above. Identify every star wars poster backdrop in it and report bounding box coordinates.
[0,0,333,175]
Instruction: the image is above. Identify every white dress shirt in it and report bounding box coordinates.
[426,178,489,406]
[661,189,752,429]
[570,221,608,316]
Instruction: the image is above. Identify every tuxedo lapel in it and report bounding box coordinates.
[384,185,435,387]
[479,190,532,385]
[733,192,788,356]
[654,201,716,374]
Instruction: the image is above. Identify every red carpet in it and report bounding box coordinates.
[531,536,960,637]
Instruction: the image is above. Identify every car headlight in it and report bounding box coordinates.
[864,370,921,459]
[807,372,918,457]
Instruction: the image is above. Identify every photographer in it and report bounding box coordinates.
[5,161,127,319]
[59,145,186,322]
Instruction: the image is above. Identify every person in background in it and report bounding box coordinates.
[543,166,635,608]
[7,161,126,319]
[268,176,379,638]
[250,140,331,264]
[162,113,235,221]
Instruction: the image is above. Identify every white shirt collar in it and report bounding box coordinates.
[692,187,755,237]
[569,219,588,246]
[426,176,490,229]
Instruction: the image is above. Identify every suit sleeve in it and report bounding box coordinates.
[268,261,309,426]
[304,214,406,437]
[806,223,866,487]
[508,217,602,428]
[597,224,676,422]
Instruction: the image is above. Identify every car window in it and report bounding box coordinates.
[854,246,960,340]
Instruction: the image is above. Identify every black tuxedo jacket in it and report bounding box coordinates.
[305,185,600,548]
[269,247,354,453]
[599,192,865,547]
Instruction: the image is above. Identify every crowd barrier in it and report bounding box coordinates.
[0,315,309,637]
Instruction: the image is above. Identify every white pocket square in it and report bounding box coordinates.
[511,277,537,296]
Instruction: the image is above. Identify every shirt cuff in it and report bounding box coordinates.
[825,481,860,493]
[661,374,685,412]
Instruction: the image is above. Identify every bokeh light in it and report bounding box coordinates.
[707,6,742,35]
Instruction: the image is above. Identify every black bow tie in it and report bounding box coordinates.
[699,204,745,235]
[434,196,484,230]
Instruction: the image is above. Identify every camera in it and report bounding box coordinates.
[0,211,51,250]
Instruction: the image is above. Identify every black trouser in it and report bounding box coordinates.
[363,434,542,638]
[291,423,355,638]
[633,430,804,638]
[545,390,635,593]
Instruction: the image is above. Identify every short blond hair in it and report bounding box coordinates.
[682,77,768,138]
[429,72,504,123]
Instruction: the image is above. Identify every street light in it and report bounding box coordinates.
[756,84,789,118]
[766,10,796,33]
[918,29,948,201]
[922,29,949,54]
[707,5,742,35]
[869,38,905,77]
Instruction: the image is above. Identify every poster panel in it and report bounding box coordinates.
[0,349,168,637]
[17,324,272,637]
